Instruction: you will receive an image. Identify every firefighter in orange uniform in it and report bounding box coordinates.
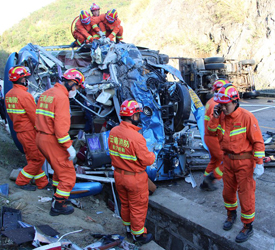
[200,79,228,191]
[91,9,123,43]
[72,10,96,47]
[35,68,85,216]
[208,84,265,243]
[5,66,49,191]
[108,100,155,244]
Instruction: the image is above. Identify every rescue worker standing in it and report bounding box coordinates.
[208,84,265,243]
[108,100,155,244]
[5,66,49,191]
[35,68,85,216]
[90,3,100,17]
[92,9,123,43]
[200,79,228,191]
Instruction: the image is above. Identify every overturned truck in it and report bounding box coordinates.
[4,40,206,182]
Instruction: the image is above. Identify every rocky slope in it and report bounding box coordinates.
[123,0,275,89]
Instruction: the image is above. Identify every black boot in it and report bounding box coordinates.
[125,226,131,239]
[223,210,237,231]
[50,196,74,216]
[133,233,153,245]
[200,173,217,191]
[15,184,36,191]
[205,173,217,190]
[235,223,253,243]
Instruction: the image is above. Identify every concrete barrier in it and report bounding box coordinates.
[147,188,275,250]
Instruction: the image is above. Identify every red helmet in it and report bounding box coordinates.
[90,3,100,11]
[212,79,230,92]
[119,100,143,117]
[62,69,85,86]
[80,10,91,25]
[9,66,31,82]
[106,9,118,23]
[214,84,240,103]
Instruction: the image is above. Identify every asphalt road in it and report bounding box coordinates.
[156,96,275,239]
[239,96,275,134]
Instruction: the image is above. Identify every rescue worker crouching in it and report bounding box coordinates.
[5,66,49,191]
[200,79,228,191]
[35,68,85,216]
[92,9,123,43]
[72,10,95,47]
[108,100,155,245]
[208,84,265,243]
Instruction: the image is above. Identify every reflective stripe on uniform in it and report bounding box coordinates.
[217,125,225,135]
[92,24,98,29]
[224,201,238,209]
[203,171,210,176]
[204,115,210,121]
[53,180,59,187]
[111,32,116,37]
[131,227,145,235]
[208,126,218,132]
[230,127,246,136]
[34,172,46,180]
[109,149,137,161]
[57,135,71,144]
[116,36,123,39]
[122,220,131,226]
[7,108,26,114]
[214,166,223,177]
[254,151,265,158]
[56,188,70,197]
[241,212,255,220]
[36,109,55,118]
[21,169,34,179]
[93,34,100,38]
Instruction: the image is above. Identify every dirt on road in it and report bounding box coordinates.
[0,121,125,249]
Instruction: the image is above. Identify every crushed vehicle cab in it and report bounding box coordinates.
[4,40,206,182]
[175,56,259,104]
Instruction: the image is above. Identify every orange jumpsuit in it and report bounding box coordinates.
[73,18,99,46]
[204,97,223,179]
[5,84,48,189]
[208,107,265,224]
[92,14,123,42]
[108,121,155,235]
[35,83,76,199]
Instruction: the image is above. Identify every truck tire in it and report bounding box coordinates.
[204,57,225,64]
[239,59,255,66]
[243,90,259,99]
[174,83,191,132]
[205,63,226,70]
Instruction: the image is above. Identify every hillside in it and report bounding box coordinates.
[0,0,274,89]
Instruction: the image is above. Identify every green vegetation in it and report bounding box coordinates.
[0,50,10,79]
[0,0,132,53]
[207,0,247,24]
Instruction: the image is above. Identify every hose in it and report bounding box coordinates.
[71,16,79,37]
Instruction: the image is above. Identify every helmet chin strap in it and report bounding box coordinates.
[15,78,28,87]
[64,81,76,92]
[130,114,140,126]
[233,100,240,111]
